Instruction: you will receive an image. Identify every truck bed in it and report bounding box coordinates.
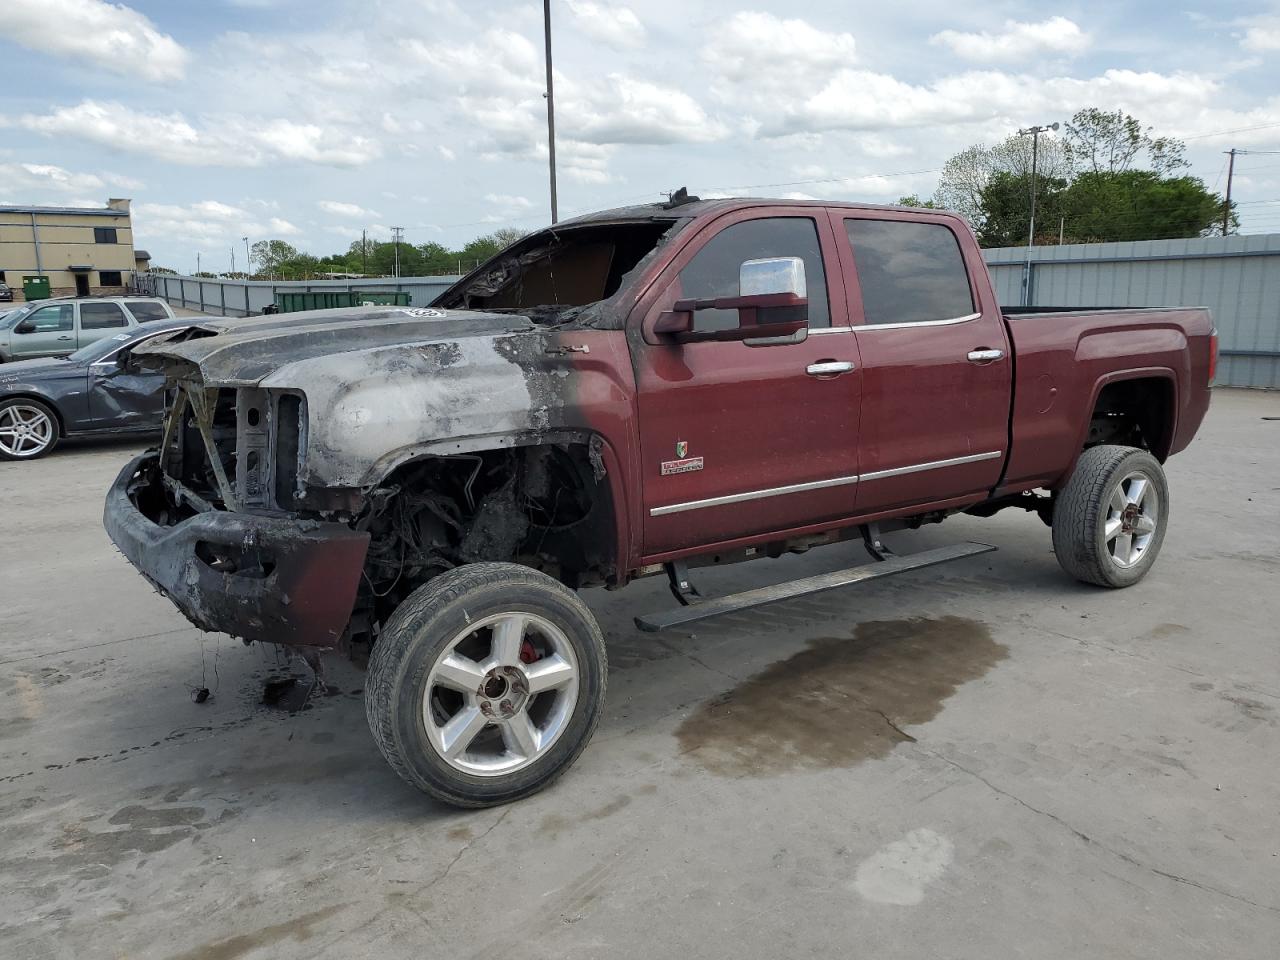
[998,306,1215,495]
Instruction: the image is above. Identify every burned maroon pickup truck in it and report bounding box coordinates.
[105,195,1216,807]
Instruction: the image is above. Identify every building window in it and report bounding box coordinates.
[94,227,119,244]
[99,270,123,287]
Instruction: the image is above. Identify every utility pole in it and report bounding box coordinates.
[1017,121,1059,306]
[361,229,368,275]
[196,252,201,275]
[543,0,559,223]
[230,247,236,275]
[242,236,251,278]
[1223,148,1236,236]
[391,226,404,278]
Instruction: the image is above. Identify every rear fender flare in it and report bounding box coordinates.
[1060,367,1178,484]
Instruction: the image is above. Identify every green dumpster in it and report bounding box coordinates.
[274,291,360,313]
[22,275,51,301]
[351,291,411,306]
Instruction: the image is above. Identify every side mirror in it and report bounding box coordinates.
[654,256,809,344]
[14,320,35,335]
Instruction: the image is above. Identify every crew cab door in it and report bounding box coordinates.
[833,212,1011,513]
[632,209,861,557]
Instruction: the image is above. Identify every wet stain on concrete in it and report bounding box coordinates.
[107,805,205,829]
[676,616,1006,777]
[1221,692,1274,724]
[538,793,637,838]
[446,824,474,842]
[1148,623,1191,640]
[167,903,347,960]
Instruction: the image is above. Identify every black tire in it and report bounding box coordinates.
[365,562,607,808]
[0,397,60,461]
[1052,445,1170,588]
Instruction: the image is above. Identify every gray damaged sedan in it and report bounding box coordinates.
[0,319,190,461]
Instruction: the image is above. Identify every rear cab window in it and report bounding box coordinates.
[843,218,974,326]
[675,216,831,332]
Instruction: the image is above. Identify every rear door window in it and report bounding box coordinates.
[124,300,171,322]
[677,217,830,331]
[80,302,128,330]
[844,219,974,326]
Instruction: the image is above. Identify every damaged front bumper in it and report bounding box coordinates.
[104,452,370,648]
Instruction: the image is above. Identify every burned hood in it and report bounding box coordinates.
[133,305,537,385]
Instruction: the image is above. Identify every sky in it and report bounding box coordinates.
[1,0,1278,272]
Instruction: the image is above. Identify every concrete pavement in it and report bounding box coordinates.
[1,389,1277,959]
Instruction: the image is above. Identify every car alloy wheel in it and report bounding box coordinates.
[0,403,55,458]
[423,611,580,776]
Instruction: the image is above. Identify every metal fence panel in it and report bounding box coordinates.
[984,234,1280,389]
[143,233,1280,388]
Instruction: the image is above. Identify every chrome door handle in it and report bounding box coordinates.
[806,360,855,376]
[967,349,1005,363]
[57,336,73,341]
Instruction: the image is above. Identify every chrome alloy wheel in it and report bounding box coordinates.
[0,403,55,457]
[1103,471,1159,569]
[423,612,580,776]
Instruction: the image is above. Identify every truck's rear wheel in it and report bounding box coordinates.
[1052,445,1169,588]
[365,562,607,808]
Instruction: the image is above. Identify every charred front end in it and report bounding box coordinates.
[104,373,371,648]
[102,310,623,654]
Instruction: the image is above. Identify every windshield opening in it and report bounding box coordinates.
[433,220,676,319]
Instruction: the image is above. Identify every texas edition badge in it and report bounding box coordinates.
[662,440,703,476]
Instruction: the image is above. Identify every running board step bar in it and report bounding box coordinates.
[633,541,996,633]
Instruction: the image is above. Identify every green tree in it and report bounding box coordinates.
[976,171,1069,247]
[933,135,1070,232]
[1062,108,1188,175]
[250,239,299,275]
[1061,171,1229,242]
[896,195,938,208]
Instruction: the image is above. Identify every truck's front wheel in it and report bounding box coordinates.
[365,562,607,807]
[1052,445,1170,588]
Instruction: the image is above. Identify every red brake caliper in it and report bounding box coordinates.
[520,640,540,664]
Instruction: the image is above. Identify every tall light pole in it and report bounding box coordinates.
[242,236,251,278]
[542,0,559,223]
[391,226,404,278]
[1017,121,1058,306]
[1222,148,1237,236]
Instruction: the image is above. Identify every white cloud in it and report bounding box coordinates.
[0,161,144,201]
[18,100,382,168]
[930,17,1089,62]
[562,73,727,145]
[268,217,301,236]
[0,162,103,195]
[563,1,646,48]
[8,0,188,82]
[484,193,533,213]
[317,200,380,218]
[705,12,857,105]
[1241,16,1280,51]
[132,199,296,246]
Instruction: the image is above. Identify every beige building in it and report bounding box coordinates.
[0,199,137,301]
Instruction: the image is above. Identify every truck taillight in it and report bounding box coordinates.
[1209,328,1218,385]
